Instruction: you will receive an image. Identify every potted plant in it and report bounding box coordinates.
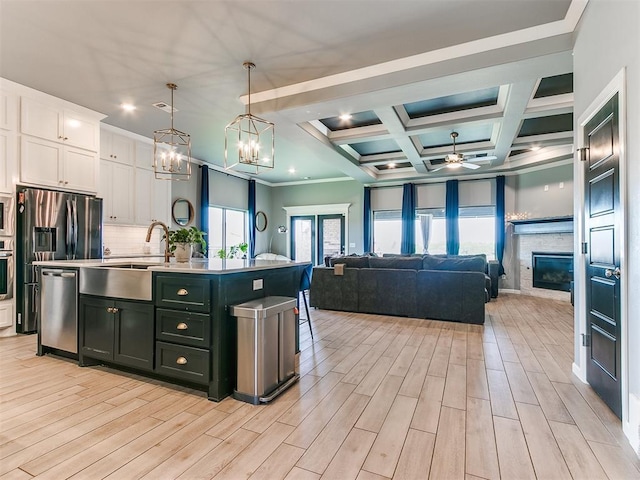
[217,242,248,259]
[166,227,207,262]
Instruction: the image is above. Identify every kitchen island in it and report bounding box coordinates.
[34,258,309,401]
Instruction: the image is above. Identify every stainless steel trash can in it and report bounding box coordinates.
[231,296,299,404]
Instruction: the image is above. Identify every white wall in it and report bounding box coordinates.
[573,0,640,452]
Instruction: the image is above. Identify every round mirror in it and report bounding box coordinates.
[255,211,267,232]
[172,198,194,226]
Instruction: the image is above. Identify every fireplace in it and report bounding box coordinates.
[532,252,573,291]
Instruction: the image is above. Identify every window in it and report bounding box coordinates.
[416,208,446,254]
[208,206,247,258]
[373,206,495,257]
[373,210,401,255]
[458,206,496,259]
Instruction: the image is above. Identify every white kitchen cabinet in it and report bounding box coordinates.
[100,159,135,224]
[21,96,99,152]
[135,167,170,225]
[135,140,155,170]
[100,129,134,164]
[0,88,18,131]
[0,131,16,193]
[20,136,98,193]
[0,301,13,329]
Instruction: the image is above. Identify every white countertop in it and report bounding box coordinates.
[33,257,308,274]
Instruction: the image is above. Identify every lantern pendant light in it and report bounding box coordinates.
[153,82,192,181]
[224,62,275,174]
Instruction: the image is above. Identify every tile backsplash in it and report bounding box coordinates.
[103,225,164,256]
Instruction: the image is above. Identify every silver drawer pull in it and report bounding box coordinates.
[176,322,188,330]
[177,288,188,296]
[106,307,113,313]
[176,356,188,365]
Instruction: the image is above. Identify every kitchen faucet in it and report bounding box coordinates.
[146,221,171,263]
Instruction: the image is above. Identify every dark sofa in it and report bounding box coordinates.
[383,253,500,299]
[310,255,487,324]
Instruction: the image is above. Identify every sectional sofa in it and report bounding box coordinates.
[309,255,490,324]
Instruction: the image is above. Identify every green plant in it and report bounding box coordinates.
[217,242,248,259]
[165,226,207,253]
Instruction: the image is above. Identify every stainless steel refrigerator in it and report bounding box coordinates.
[15,186,102,334]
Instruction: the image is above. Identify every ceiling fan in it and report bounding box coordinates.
[431,132,497,171]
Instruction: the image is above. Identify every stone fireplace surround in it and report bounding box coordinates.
[518,233,573,301]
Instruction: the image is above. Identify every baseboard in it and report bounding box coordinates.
[572,362,587,383]
[625,393,640,457]
[499,289,521,295]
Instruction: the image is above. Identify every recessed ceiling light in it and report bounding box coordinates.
[288,168,296,174]
[121,103,136,112]
[388,162,396,169]
[530,146,541,151]
[339,113,352,121]
[303,176,310,180]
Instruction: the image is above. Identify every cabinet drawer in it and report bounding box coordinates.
[155,341,210,384]
[156,309,210,348]
[155,276,210,312]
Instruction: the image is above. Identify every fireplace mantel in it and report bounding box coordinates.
[510,216,573,235]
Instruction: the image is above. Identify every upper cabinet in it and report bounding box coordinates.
[135,140,154,170]
[100,129,134,164]
[18,91,103,194]
[0,88,18,193]
[21,97,99,152]
[0,131,16,193]
[0,88,18,131]
[20,136,98,193]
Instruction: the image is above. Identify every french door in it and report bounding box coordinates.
[290,216,315,263]
[318,214,345,263]
[290,214,345,265]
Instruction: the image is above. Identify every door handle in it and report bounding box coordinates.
[604,267,621,279]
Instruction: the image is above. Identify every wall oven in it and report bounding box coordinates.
[0,238,13,301]
[0,195,15,236]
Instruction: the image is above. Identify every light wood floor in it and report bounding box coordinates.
[1,294,639,479]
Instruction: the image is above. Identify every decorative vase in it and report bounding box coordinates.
[173,243,192,263]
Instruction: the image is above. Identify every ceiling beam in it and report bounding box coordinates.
[492,80,538,166]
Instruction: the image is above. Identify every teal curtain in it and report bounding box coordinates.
[248,179,256,258]
[496,175,506,275]
[445,179,459,255]
[401,183,416,254]
[200,165,209,256]
[363,186,372,252]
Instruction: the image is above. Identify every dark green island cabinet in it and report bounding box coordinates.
[78,263,306,401]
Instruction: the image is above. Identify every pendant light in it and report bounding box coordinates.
[153,83,192,181]
[224,62,275,174]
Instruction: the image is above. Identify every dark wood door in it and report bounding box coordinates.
[584,93,621,418]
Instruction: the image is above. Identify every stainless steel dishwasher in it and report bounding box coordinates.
[40,268,78,354]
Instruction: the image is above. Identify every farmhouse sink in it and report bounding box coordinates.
[79,264,161,301]
[103,263,164,270]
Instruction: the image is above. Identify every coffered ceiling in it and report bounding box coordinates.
[0,0,586,185]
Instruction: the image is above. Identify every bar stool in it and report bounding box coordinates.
[299,264,313,339]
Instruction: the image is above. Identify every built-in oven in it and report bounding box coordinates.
[0,238,14,301]
[0,195,15,236]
